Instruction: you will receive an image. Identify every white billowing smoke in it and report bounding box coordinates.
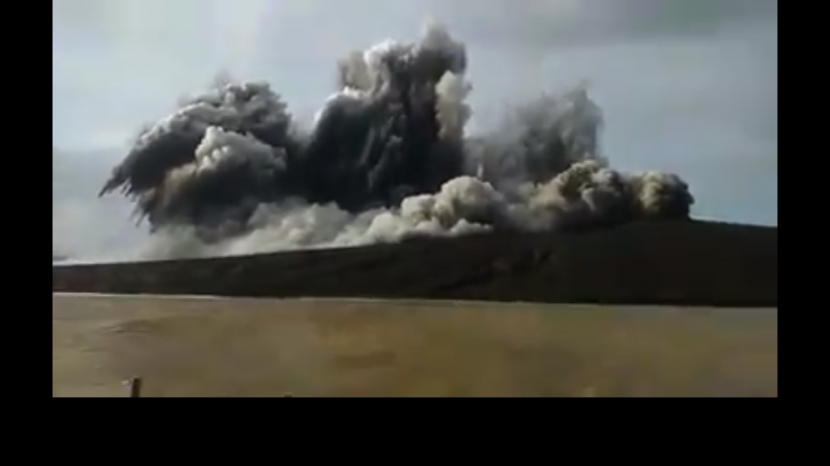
[94,20,693,261]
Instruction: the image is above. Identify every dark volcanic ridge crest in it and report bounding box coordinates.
[97,20,693,261]
[53,221,777,307]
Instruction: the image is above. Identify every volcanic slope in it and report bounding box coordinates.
[53,220,777,307]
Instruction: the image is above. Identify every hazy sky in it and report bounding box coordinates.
[52,0,777,254]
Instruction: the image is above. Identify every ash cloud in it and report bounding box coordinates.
[98,21,694,259]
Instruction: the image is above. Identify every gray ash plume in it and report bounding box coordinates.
[98,21,693,258]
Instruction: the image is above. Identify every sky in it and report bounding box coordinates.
[52,0,777,255]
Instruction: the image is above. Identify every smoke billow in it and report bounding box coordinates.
[99,21,694,259]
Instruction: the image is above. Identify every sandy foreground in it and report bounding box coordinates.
[53,294,778,397]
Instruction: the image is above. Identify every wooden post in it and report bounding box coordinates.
[126,377,143,398]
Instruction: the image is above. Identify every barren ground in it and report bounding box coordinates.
[53,221,777,397]
[53,295,777,398]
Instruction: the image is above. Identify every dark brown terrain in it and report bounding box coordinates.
[53,220,777,307]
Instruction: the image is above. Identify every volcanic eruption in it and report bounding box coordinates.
[99,21,694,257]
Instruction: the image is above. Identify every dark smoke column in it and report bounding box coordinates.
[99,22,473,237]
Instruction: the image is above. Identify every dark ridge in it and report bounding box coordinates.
[52,220,777,307]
